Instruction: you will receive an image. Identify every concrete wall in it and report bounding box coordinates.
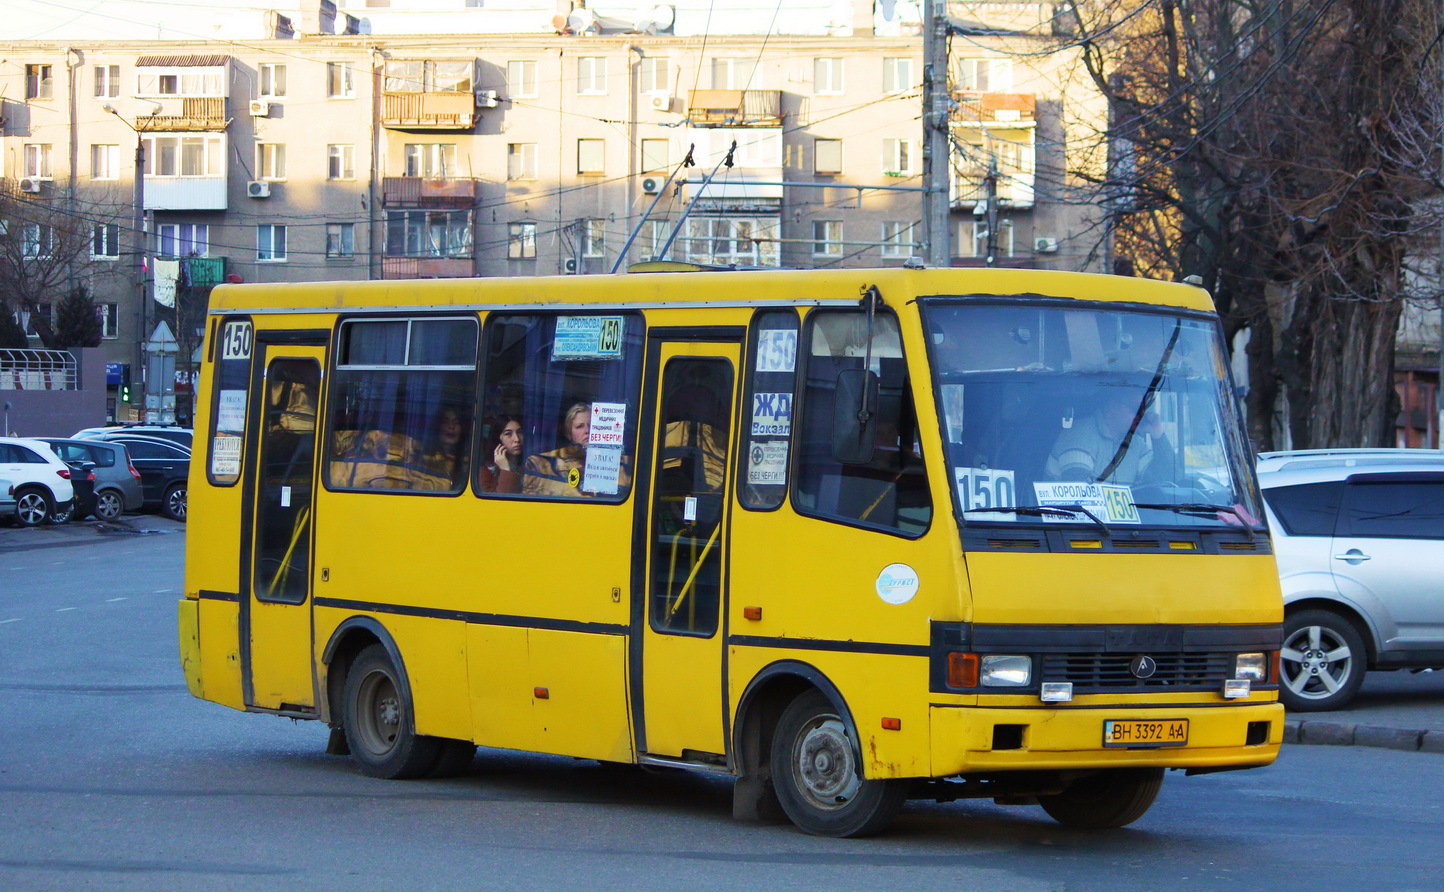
[1,349,108,437]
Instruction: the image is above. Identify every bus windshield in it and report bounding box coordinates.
[925,300,1263,530]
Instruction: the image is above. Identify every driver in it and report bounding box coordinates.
[1045,390,1175,484]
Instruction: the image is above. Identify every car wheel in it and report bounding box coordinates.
[1280,608,1367,712]
[161,483,187,522]
[769,690,907,838]
[15,487,52,527]
[94,490,124,521]
[1037,768,1164,829]
[342,644,442,779]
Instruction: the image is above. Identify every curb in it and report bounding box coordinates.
[1284,719,1444,754]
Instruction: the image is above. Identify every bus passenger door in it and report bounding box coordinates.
[636,343,740,759]
[242,345,324,713]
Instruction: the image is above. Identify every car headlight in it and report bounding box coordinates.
[980,654,1032,687]
[1234,652,1266,682]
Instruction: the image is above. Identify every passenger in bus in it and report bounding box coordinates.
[479,413,523,494]
[521,402,630,497]
[1045,390,1175,484]
[421,406,470,488]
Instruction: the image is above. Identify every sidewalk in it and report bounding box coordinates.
[1285,669,1444,754]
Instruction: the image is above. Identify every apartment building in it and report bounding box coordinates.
[0,1,1108,420]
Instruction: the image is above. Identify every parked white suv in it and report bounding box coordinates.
[0,437,77,526]
[1257,448,1444,711]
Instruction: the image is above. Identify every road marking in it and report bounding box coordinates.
[0,618,21,625]
[152,589,173,594]
[106,597,129,602]
[56,607,77,612]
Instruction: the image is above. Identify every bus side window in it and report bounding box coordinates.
[793,309,931,536]
[325,317,478,495]
[739,309,800,510]
[478,313,644,501]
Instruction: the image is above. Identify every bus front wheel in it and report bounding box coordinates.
[770,690,906,838]
[342,644,442,779]
[1036,767,1163,829]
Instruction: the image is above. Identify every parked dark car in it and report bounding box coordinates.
[38,438,146,521]
[52,462,96,523]
[87,433,191,522]
[73,425,193,450]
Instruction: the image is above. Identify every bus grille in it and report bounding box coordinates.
[1040,652,1235,692]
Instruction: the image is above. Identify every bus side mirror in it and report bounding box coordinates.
[831,369,878,464]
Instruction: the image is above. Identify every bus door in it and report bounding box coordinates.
[634,340,741,759]
[241,343,324,713]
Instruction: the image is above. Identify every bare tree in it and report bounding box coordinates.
[1066,0,1442,449]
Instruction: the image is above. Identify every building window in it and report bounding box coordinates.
[883,57,913,94]
[812,221,843,257]
[22,223,54,258]
[260,63,288,98]
[158,223,209,257]
[712,58,759,90]
[384,60,472,93]
[91,223,120,259]
[136,68,223,96]
[326,223,355,258]
[681,217,779,266]
[24,144,53,179]
[94,65,120,99]
[814,138,842,175]
[257,143,287,180]
[963,219,1014,259]
[958,58,1013,92]
[100,303,119,339]
[91,144,119,180]
[257,225,288,262]
[881,221,916,258]
[577,56,606,94]
[326,144,355,180]
[403,143,456,178]
[386,210,472,257]
[577,139,605,175]
[144,135,223,177]
[641,139,669,174]
[814,58,844,95]
[327,61,355,98]
[883,138,913,176]
[639,56,670,94]
[581,219,606,258]
[507,59,538,98]
[508,222,537,259]
[25,64,53,100]
[507,143,538,180]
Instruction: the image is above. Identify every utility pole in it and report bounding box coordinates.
[921,0,951,267]
[1438,0,1444,447]
[104,102,155,422]
[984,154,1000,267]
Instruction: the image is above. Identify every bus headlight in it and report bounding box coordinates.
[1234,652,1266,682]
[980,655,1032,687]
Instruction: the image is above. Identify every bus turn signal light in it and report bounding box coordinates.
[881,717,901,730]
[743,606,762,621]
[534,687,549,700]
[947,652,979,688]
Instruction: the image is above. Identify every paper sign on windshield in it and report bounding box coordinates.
[1033,482,1141,524]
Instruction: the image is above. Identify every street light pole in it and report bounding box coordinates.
[104,103,154,421]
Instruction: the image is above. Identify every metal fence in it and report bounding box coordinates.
[0,348,78,390]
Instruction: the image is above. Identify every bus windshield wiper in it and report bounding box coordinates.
[1133,503,1258,540]
[961,504,1110,534]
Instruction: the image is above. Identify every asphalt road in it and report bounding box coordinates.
[2,524,1442,891]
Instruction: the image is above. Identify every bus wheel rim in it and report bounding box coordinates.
[792,716,861,811]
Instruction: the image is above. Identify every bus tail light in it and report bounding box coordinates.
[947,652,978,688]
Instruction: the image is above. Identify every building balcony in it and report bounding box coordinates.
[381,257,473,279]
[951,92,1036,126]
[381,177,478,208]
[686,90,782,127]
[381,92,477,130]
[137,97,228,132]
[144,177,228,211]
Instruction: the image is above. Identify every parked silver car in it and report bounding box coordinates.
[38,438,146,521]
[1257,448,1444,711]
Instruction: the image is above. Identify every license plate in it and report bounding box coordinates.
[1102,719,1189,748]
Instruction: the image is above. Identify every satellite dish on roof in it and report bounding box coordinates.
[650,4,675,29]
[567,7,595,33]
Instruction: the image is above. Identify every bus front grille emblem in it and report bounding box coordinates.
[1130,655,1158,679]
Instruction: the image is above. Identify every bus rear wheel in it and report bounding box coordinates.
[1037,767,1164,829]
[769,690,906,838]
[342,644,442,779]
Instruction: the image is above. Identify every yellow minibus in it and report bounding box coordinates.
[179,266,1282,837]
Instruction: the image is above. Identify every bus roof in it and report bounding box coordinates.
[208,267,1215,316]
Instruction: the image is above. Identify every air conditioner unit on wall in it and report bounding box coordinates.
[476,89,499,109]
[247,181,272,198]
[648,93,672,112]
[641,177,662,195]
[249,100,272,117]
[563,258,578,274]
[19,178,42,194]
[1035,237,1059,254]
